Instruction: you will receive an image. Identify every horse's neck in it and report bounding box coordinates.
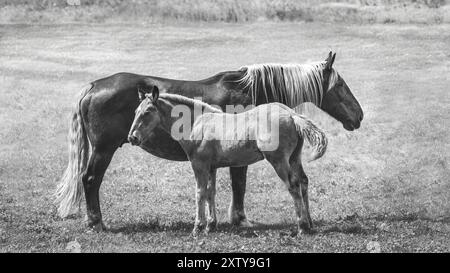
[155,99,200,134]
[155,100,199,154]
[250,81,323,110]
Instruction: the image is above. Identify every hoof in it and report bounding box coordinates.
[88,221,107,232]
[231,217,253,228]
[238,219,253,228]
[191,228,201,238]
[192,223,205,237]
[229,208,250,226]
[205,222,217,234]
[297,228,316,236]
[298,221,313,235]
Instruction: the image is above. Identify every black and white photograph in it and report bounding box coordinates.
[0,0,449,257]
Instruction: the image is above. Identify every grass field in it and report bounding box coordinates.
[0,0,449,24]
[0,22,449,252]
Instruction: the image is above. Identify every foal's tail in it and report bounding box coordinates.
[291,114,328,162]
[54,84,92,218]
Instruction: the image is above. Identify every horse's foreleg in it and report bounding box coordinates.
[229,166,252,227]
[192,163,209,236]
[205,168,217,233]
[82,147,115,231]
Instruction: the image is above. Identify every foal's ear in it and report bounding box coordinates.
[149,85,159,103]
[325,52,336,70]
[137,85,146,101]
[141,85,159,103]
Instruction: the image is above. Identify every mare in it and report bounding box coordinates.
[55,52,363,231]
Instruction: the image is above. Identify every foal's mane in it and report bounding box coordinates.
[158,93,223,113]
[238,61,339,107]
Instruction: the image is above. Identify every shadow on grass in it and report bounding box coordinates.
[107,219,291,235]
[369,212,449,223]
[106,212,447,236]
[107,219,369,237]
[244,221,372,236]
[108,219,192,234]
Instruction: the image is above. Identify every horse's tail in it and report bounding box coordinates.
[291,114,328,162]
[54,84,92,218]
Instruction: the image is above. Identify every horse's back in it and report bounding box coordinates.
[188,102,298,165]
[193,103,293,138]
[188,111,263,167]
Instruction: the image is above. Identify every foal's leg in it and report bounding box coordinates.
[205,168,217,233]
[229,166,252,227]
[297,164,313,228]
[191,162,209,236]
[266,154,310,234]
[289,160,313,233]
[82,147,115,231]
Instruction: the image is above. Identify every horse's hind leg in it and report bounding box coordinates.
[205,168,217,233]
[82,147,115,231]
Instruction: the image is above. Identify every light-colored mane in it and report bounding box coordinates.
[238,62,339,107]
[158,93,223,113]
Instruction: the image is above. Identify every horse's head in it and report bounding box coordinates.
[321,52,364,131]
[128,86,161,146]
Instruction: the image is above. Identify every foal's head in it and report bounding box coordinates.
[128,86,161,146]
[321,52,364,131]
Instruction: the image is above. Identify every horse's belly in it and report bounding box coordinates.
[211,140,263,168]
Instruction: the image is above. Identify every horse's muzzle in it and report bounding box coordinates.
[343,118,361,131]
[128,133,140,146]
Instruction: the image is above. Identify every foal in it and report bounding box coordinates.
[128,88,328,235]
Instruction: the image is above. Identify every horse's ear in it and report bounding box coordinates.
[137,85,146,101]
[150,85,159,103]
[325,51,333,62]
[325,52,336,70]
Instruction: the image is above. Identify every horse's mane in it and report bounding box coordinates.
[238,62,339,107]
[159,93,223,113]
